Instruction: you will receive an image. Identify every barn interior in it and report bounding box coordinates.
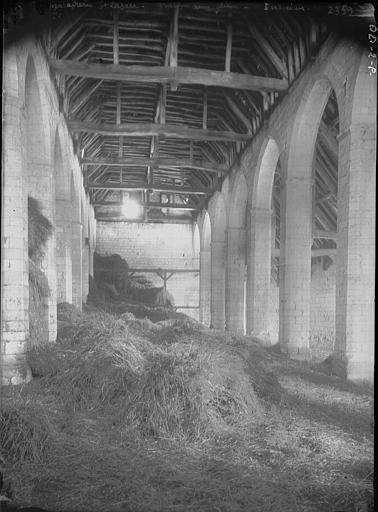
[1,2,375,511]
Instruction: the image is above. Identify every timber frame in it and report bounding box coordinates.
[42,3,338,234]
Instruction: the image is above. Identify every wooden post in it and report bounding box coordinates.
[170,5,179,91]
[113,11,119,65]
[225,24,232,72]
[202,88,208,129]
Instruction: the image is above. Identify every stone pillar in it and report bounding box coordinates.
[210,240,226,330]
[334,124,375,381]
[199,249,211,326]
[226,227,246,333]
[82,241,89,303]
[247,206,272,343]
[71,220,83,310]
[56,198,72,303]
[1,91,31,385]
[279,176,313,359]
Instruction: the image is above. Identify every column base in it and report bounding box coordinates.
[1,354,32,386]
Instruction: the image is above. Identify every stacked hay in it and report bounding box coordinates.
[28,196,53,348]
[26,304,264,438]
[92,252,175,308]
[93,252,129,297]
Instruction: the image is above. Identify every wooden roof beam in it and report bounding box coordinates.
[69,121,252,142]
[93,201,201,210]
[49,59,288,92]
[87,181,215,195]
[80,156,227,173]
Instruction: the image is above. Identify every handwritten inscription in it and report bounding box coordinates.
[368,24,377,76]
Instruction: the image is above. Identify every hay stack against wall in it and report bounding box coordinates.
[28,196,53,347]
[93,252,175,308]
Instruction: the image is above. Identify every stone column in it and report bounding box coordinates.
[1,91,31,385]
[247,206,272,343]
[279,176,313,359]
[334,124,375,381]
[210,240,227,330]
[71,220,83,311]
[226,226,246,333]
[199,249,211,326]
[82,241,89,303]
[56,198,72,303]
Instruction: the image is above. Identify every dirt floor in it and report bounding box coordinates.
[0,301,373,512]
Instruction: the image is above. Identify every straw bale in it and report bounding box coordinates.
[28,196,53,264]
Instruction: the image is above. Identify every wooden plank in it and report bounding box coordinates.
[225,24,232,73]
[69,120,252,142]
[50,59,289,92]
[87,181,216,195]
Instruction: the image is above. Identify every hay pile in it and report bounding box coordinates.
[1,303,373,512]
[92,252,175,308]
[28,196,53,347]
[1,303,282,510]
[27,304,263,437]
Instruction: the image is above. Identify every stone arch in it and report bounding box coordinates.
[24,53,56,345]
[279,77,336,359]
[54,126,72,303]
[227,172,248,333]
[71,171,82,309]
[198,211,211,326]
[209,192,227,329]
[247,137,280,342]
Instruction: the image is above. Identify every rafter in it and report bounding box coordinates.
[49,59,289,92]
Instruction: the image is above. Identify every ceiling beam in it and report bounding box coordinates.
[49,59,289,92]
[87,181,215,195]
[96,216,193,224]
[68,120,252,142]
[93,201,201,210]
[80,156,228,173]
